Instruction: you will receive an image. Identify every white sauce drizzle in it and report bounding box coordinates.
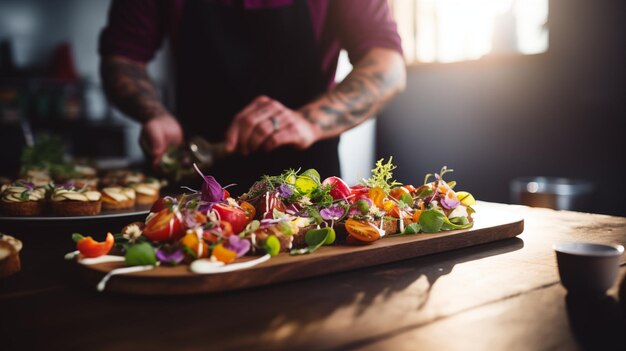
[399,211,405,233]
[263,191,271,218]
[64,250,80,260]
[80,255,125,265]
[190,254,271,274]
[96,265,157,292]
[194,226,203,257]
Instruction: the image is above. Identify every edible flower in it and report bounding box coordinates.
[122,223,143,243]
[439,191,460,210]
[277,183,294,199]
[320,205,345,221]
[156,247,185,265]
[226,235,251,258]
[194,163,224,203]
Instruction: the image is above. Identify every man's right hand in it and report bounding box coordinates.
[140,115,184,168]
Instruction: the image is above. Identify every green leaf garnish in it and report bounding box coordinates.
[264,235,281,257]
[419,210,446,233]
[403,223,421,234]
[125,242,157,266]
[291,228,334,255]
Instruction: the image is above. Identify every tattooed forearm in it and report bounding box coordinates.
[100,56,169,123]
[301,48,406,136]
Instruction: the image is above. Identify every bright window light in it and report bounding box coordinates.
[390,0,549,63]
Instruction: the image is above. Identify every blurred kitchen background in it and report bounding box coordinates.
[0,0,624,215]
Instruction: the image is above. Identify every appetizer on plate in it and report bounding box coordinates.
[67,158,477,291]
[0,181,46,216]
[101,187,136,210]
[51,185,102,216]
[0,233,22,278]
[129,178,162,205]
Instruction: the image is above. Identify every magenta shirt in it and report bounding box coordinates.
[99,0,402,88]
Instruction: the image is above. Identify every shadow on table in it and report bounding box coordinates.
[2,237,525,351]
[565,291,626,351]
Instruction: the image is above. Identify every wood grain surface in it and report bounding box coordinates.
[78,203,524,295]
[1,202,624,351]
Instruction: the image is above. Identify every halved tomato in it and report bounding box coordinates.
[256,191,287,219]
[143,208,184,242]
[345,218,381,242]
[213,204,247,234]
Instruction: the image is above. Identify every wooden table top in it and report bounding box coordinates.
[1,202,625,351]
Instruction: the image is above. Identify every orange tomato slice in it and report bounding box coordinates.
[368,187,386,208]
[212,244,236,264]
[389,187,410,200]
[239,201,256,223]
[345,218,381,243]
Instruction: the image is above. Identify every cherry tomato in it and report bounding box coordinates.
[389,187,410,200]
[223,189,230,199]
[76,232,114,258]
[143,208,185,242]
[239,201,256,222]
[213,204,247,234]
[180,231,209,259]
[383,199,400,218]
[350,185,369,197]
[256,191,287,219]
[150,196,175,213]
[345,218,381,242]
[322,176,351,200]
[368,187,386,209]
[212,244,236,264]
[403,185,416,193]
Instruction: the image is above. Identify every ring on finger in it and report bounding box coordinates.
[271,116,279,131]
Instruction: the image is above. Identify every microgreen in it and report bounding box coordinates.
[362,157,402,192]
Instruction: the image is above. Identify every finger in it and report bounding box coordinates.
[247,118,277,154]
[262,125,297,152]
[225,95,270,152]
[238,101,282,155]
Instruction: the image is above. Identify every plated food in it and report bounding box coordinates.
[0,233,22,278]
[68,158,477,291]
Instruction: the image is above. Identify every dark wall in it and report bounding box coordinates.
[377,0,626,216]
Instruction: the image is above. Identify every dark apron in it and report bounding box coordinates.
[177,0,340,192]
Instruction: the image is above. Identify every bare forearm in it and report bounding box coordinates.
[100,55,170,123]
[301,48,406,138]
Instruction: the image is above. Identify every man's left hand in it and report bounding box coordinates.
[225,96,321,155]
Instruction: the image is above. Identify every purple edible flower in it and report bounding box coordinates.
[277,184,294,199]
[182,210,201,229]
[320,205,345,220]
[156,248,185,265]
[439,192,460,210]
[226,235,251,258]
[194,163,224,203]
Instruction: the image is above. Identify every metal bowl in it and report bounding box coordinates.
[510,177,593,211]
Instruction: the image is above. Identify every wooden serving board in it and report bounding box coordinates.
[78,202,524,295]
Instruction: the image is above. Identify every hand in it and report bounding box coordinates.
[140,114,184,167]
[225,96,321,156]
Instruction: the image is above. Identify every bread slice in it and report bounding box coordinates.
[0,233,22,278]
[0,200,45,216]
[51,200,102,216]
